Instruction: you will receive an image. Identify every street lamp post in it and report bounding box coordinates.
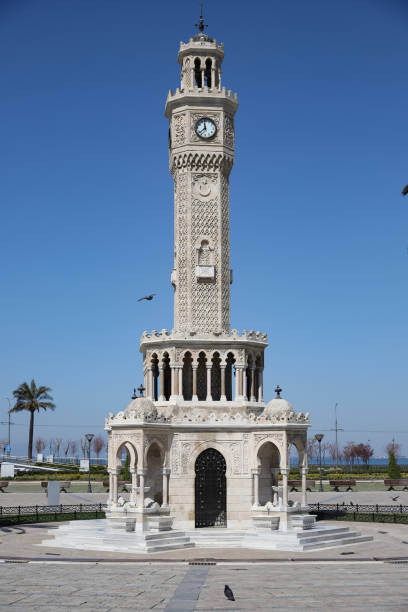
[315,433,324,492]
[85,433,94,493]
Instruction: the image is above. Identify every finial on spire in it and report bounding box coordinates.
[195,3,208,33]
[274,385,282,398]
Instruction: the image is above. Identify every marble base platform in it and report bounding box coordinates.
[40,519,373,554]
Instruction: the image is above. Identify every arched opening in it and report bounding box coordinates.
[162,353,171,401]
[197,351,207,401]
[257,442,280,506]
[151,353,159,401]
[204,58,212,87]
[146,442,164,505]
[211,352,221,401]
[214,60,220,88]
[225,352,235,401]
[116,442,137,472]
[195,448,226,527]
[182,351,193,401]
[194,58,202,87]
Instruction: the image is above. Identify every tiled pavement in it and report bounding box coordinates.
[0,561,407,611]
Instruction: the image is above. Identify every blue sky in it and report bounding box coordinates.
[0,0,407,458]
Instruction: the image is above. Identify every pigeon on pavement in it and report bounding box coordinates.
[391,495,400,502]
[224,585,235,601]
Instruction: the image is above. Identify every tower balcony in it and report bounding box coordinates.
[139,329,268,407]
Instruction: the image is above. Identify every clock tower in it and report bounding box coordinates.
[106,13,310,536]
[165,17,236,335]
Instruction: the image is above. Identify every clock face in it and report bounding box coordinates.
[195,117,217,140]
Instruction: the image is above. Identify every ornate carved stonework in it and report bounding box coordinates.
[223,113,234,149]
[173,113,186,146]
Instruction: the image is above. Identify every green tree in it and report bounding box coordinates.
[388,451,401,479]
[121,452,130,481]
[10,380,56,461]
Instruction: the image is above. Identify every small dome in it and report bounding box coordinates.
[263,397,294,419]
[191,32,214,43]
[124,397,157,421]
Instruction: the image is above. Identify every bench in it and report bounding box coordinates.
[329,479,356,492]
[384,479,408,491]
[103,480,131,493]
[41,481,71,493]
[0,481,9,492]
[288,479,315,492]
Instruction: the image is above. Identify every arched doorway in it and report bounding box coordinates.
[195,448,226,528]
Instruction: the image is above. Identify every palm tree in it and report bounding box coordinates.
[10,380,56,461]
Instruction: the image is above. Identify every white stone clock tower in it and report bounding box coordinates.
[105,15,310,535]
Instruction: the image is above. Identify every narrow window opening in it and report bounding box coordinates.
[204,59,212,87]
[194,58,202,87]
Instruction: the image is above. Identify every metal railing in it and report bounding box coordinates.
[309,502,408,523]
[0,503,106,525]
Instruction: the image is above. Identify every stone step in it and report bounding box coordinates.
[295,530,363,545]
[144,530,186,541]
[301,535,373,551]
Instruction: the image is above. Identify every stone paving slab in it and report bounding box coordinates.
[0,562,407,610]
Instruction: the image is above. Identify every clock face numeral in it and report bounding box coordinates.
[195,117,217,140]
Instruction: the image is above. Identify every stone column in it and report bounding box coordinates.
[220,365,226,401]
[301,467,309,508]
[251,468,260,507]
[234,366,239,401]
[281,468,289,508]
[192,365,198,402]
[137,468,147,509]
[201,67,205,87]
[162,468,170,508]
[147,367,153,400]
[250,367,256,402]
[238,367,244,399]
[211,66,215,89]
[178,367,183,400]
[206,365,212,401]
[158,365,165,401]
[170,365,178,400]
[108,471,113,505]
[130,468,138,504]
[112,470,119,505]
[243,369,248,400]
[258,369,264,403]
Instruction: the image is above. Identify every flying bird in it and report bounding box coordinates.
[391,495,400,502]
[137,294,156,302]
[224,585,235,601]
[402,185,408,196]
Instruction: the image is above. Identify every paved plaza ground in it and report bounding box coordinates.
[0,559,407,611]
[1,484,408,610]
